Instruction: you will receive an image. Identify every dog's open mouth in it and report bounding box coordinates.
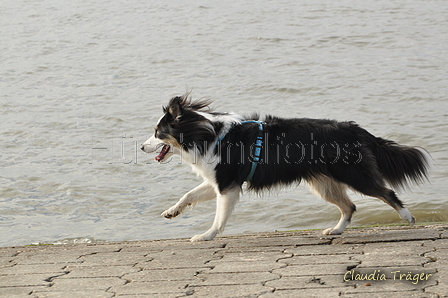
[155,144,171,162]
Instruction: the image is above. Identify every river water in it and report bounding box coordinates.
[1,0,447,247]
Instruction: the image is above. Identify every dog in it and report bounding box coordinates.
[141,93,431,242]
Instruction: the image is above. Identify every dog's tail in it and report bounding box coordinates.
[367,136,431,191]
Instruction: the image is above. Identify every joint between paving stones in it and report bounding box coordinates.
[43,273,68,283]
[422,251,437,265]
[257,248,294,294]
[105,285,117,297]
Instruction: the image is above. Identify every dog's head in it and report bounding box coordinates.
[141,93,217,162]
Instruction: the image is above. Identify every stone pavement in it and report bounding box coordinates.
[1,224,447,298]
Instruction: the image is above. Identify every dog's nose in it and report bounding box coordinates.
[140,144,146,152]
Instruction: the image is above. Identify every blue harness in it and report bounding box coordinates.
[217,120,264,181]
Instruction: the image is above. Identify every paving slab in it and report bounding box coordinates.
[79,252,151,266]
[284,244,363,256]
[122,267,212,281]
[332,228,442,244]
[259,287,351,297]
[33,291,114,298]
[190,284,274,297]
[340,291,440,298]
[424,263,448,296]
[109,280,195,296]
[273,262,360,277]
[194,271,277,286]
[0,224,447,297]
[225,236,331,248]
[442,230,448,239]
[265,275,352,290]
[0,286,46,297]
[207,260,285,273]
[34,277,126,292]
[0,263,68,275]
[136,249,219,269]
[60,264,140,278]
[213,250,288,262]
[278,254,357,265]
[0,273,53,287]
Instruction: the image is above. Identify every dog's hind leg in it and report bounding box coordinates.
[334,168,416,226]
[190,186,240,242]
[370,188,415,226]
[161,181,217,219]
[308,175,356,235]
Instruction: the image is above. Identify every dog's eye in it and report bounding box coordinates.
[166,113,174,122]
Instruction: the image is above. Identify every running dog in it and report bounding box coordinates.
[141,93,430,242]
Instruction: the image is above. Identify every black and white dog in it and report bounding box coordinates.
[141,93,430,242]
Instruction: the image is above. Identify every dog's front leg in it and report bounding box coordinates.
[190,186,240,242]
[161,181,217,219]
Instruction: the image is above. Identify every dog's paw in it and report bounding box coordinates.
[398,208,415,226]
[322,228,343,235]
[190,235,205,242]
[190,235,211,242]
[161,207,181,219]
[190,232,216,242]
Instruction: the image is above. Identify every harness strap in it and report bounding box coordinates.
[216,120,265,181]
[241,120,264,181]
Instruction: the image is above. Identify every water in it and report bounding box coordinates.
[1,0,447,247]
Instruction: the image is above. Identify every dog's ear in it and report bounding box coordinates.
[166,96,184,121]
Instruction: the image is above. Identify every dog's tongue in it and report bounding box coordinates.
[155,145,170,162]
